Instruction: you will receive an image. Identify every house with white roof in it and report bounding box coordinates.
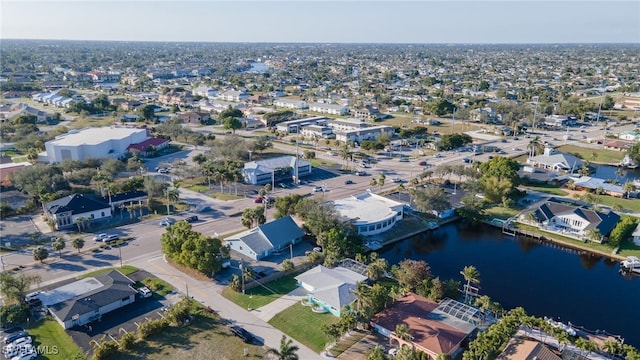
[274,98,308,110]
[332,191,404,236]
[219,89,249,102]
[225,216,303,260]
[275,116,329,133]
[527,147,583,172]
[295,265,367,317]
[242,155,312,185]
[335,125,395,143]
[308,102,349,115]
[43,126,148,163]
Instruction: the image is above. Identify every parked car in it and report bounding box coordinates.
[230,326,254,343]
[24,292,41,303]
[392,177,402,183]
[418,161,427,166]
[3,331,29,345]
[355,170,366,176]
[105,234,119,241]
[137,287,152,298]
[93,233,108,241]
[0,327,24,335]
[253,196,264,203]
[185,215,198,223]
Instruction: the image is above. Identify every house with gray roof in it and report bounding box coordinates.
[527,147,583,172]
[522,198,620,243]
[39,270,138,329]
[225,216,303,260]
[242,155,312,185]
[295,265,367,317]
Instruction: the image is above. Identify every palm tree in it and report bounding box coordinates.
[340,145,352,169]
[623,181,635,198]
[460,265,480,304]
[395,324,411,341]
[52,238,65,258]
[602,339,621,357]
[351,282,374,326]
[527,136,543,158]
[265,335,299,360]
[585,228,602,243]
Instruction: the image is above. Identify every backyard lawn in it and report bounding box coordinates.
[594,195,640,213]
[523,184,569,196]
[222,272,300,309]
[268,302,339,353]
[483,205,522,220]
[27,318,84,360]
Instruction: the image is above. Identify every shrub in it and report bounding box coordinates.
[92,340,119,360]
[137,318,169,340]
[281,259,294,272]
[118,331,136,351]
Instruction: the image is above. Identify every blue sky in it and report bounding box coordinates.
[1,1,639,43]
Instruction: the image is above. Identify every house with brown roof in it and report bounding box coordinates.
[127,137,170,157]
[371,294,481,359]
[177,111,210,125]
[496,338,560,360]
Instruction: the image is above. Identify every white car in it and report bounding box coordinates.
[93,233,108,241]
[138,287,152,298]
[24,291,41,303]
[312,186,324,192]
[159,218,175,226]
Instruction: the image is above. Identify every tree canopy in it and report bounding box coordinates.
[161,221,228,276]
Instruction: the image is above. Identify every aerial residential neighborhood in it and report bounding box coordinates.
[1,2,640,360]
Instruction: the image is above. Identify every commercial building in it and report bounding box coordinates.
[242,155,312,185]
[43,126,148,163]
[332,191,404,236]
[38,270,138,329]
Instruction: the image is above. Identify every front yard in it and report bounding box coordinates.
[268,302,339,353]
[221,272,300,309]
[554,144,626,164]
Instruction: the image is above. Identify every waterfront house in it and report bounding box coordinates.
[332,191,404,236]
[527,147,583,172]
[371,294,480,359]
[496,338,560,360]
[522,198,620,243]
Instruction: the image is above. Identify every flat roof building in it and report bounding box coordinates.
[332,191,404,236]
[43,126,148,163]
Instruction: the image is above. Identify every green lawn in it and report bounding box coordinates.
[186,184,209,192]
[327,330,369,357]
[221,272,300,309]
[27,318,85,360]
[268,302,339,353]
[523,184,569,196]
[141,277,174,296]
[309,158,338,167]
[209,192,245,200]
[554,145,626,164]
[483,205,522,220]
[595,196,640,213]
[77,265,138,279]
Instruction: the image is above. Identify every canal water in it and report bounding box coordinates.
[593,164,640,183]
[378,222,640,347]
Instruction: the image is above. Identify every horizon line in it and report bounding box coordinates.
[2,38,640,46]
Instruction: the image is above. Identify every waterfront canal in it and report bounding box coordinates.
[378,222,640,347]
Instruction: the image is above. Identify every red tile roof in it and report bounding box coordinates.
[371,293,468,356]
[127,137,169,152]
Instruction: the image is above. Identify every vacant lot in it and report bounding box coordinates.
[268,302,339,353]
[110,308,265,360]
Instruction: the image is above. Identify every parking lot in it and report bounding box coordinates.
[0,215,43,248]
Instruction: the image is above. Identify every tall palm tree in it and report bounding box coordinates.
[265,335,299,360]
[602,339,621,357]
[623,181,635,198]
[585,228,602,243]
[340,145,352,169]
[351,282,374,324]
[395,324,411,341]
[527,136,543,158]
[460,265,480,304]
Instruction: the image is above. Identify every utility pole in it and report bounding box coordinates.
[240,259,245,294]
[166,187,170,215]
[290,243,293,260]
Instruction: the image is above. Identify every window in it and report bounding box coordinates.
[122,296,129,302]
[101,212,105,217]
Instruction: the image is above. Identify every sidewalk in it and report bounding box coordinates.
[253,287,307,322]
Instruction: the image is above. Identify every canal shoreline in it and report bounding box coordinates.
[372,213,627,264]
